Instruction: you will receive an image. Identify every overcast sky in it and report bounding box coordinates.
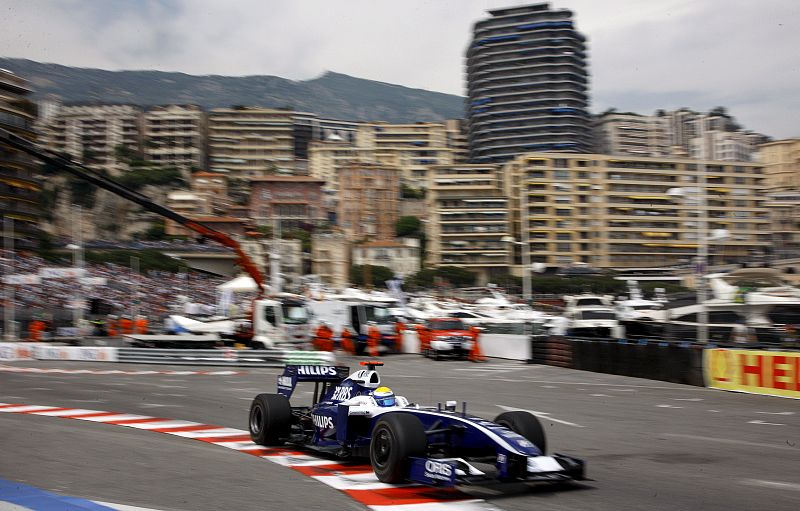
[2,0,798,137]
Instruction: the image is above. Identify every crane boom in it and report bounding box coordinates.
[0,127,266,299]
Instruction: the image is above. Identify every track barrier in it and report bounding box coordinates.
[0,342,334,367]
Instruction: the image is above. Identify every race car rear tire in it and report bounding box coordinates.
[495,411,547,454]
[370,413,427,483]
[249,393,291,446]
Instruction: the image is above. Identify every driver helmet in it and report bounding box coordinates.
[373,386,396,407]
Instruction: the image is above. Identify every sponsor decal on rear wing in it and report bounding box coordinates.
[277,365,350,398]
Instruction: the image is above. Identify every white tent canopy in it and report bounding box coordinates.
[217,275,264,292]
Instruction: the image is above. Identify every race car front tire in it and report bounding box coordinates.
[494,411,547,455]
[370,413,427,483]
[249,393,292,446]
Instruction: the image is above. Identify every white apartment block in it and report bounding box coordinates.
[143,105,206,170]
[426,164,511,285]
[594,112,669,157]
[352,239,420,278]
[207,107,295,177]
[44,104,142,174]
[689,130,755,161]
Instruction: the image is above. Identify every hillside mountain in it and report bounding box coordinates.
[0,58,464,123]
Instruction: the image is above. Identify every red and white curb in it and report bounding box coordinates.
[0,365,244,376]
[0,402,500,510]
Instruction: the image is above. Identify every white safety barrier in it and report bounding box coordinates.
[0,342,335,367]
[399,332,531,361]
[0,342,37,361]
[32,345,119,362]
[479,334,531,360]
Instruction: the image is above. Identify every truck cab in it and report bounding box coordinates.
[253,297,312,348]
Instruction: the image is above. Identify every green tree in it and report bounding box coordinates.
[395,216,421,237]
[350,264,394,287]
[142,221,166,241]
[436,266,477,287]
[400,184,425,199]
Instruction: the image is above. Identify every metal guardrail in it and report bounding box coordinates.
[116,348,335,367]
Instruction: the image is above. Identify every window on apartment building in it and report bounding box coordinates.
[553,159,568,168]
[577,161,588,167]
[554,170,570,180]
[580,244,590,251]
[556,243,571,252]
[556,233,572,240]
[556,208,572,216]
[735,177,746,184]
[577,171,589,179]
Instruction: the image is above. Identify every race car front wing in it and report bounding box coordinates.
[407,453,586,487]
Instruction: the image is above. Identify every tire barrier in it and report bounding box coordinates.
[569,338,705,386]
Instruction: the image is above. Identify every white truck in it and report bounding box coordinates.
[308,298,399,354]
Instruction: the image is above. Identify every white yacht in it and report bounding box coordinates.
[626,268,800,342]
[563,293,623,338]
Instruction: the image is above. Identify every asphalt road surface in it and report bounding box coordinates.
[1,354,798,511]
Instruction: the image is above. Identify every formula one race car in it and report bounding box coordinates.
[248,361,585,486]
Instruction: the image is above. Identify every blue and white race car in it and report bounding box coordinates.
[248,361,585,486]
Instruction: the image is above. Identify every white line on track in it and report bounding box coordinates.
[662,433,796,451]
[590,394,611,397]
[674,398,703,401]
[496,405,585,428]
[656,404,683,409]
[742,479,800,492]
[139,403,180,408]
[748,420,785,426]
[755,411,794,415]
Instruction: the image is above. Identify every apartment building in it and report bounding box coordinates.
[312,231,350,288]
[426,164,511,284]
[764,190,800,257]
[164,191,212,236]
[248,175,326,230]
[0,70,40,248]
[45,104,142,174]
[337,162,400,241]
[759,138,800,189]
[466,3,592,162]
[143,105,206,170]
[308,138,374,194]
[352,239,420,278]
[593,112,669,157]
[689,130,760,162]
[503,153,771,269]
[355,122,459,188]
[292,112,360,162]
[207,107,294,177]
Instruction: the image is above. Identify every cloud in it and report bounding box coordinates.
[0,0,798,137]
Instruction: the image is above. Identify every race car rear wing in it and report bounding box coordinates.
[277,365,350,399]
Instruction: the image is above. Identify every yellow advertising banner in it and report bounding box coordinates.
[704,349,800,399]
